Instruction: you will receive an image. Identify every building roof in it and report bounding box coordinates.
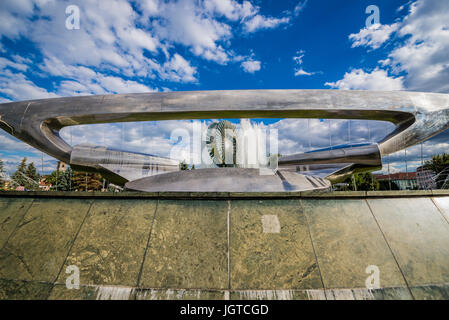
[374,172,417,181]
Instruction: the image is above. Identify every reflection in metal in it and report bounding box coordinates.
[387,154,392,191]
[368,121,371,142]
[307,119,311,150]
[405,149,408,179]
[1,90,449,192]
[70,144,179,184]
[348,120,351,147]
[206,120,238,167]
[421,143,424,167]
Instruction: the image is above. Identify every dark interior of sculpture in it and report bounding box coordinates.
[1,90,449,192]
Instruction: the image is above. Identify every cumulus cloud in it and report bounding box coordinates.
[0,1,36,40]
[325,68,404,91]
[243,15,290,33]
[241,59,261,73]
[385,0,449,92]
[150,0,233,64]
[0,56,29,72]
[27,0,161,77]
[349,23,399,50]
[147,0,298,61]
[0,0,305,171]
[204,0,257,21]
[294,68,313,76]
[0,0,304,100]
[0,69,59,100]
[346,0,449,94]
[39,56,155,96]
[158,54,198,82]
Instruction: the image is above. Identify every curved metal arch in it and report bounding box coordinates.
[1,89,449,188]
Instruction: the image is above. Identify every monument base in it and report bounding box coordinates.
[124,168,331,192]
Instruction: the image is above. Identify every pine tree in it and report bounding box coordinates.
[46,167,74,191]
[11,157,28,188]
[24,162,40,190]
[179,160,189,170]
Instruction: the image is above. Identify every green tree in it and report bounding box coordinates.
[342,172,380,191]
[11,157,28,188]
[378,179,400,191]
[424,153,449,188]
[179,160,189,170]
[46,167,74,191]
[24,162,40,190]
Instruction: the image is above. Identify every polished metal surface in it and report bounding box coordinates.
[70,144,179,183]
[125,167,331,192]
[278,143,382,182]
[1,90,448,190]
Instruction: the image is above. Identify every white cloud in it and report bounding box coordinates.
[140,0,296,63]
[294,68,313,76]
[241,59,261,73]
[0,0,198,86]
[0,69,58,100]
[204,0,257,21]
[347,0,449,93]
[243,15,290,33]
[385,0,449,92]
[0,0,303,94]
[151,0,233,64]
[40,56,155,96]
[0,0,36,40]
[349,23,399,50]
[0,57,29,72]
[293,50,316,77]
[0,132,36,153]
[294,1,308,16]
[158,54,198,82]
[0,0,304,171]
[325,68,404,91]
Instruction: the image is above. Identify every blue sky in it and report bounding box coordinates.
[0,0,448,175]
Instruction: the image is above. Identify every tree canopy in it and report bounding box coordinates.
[341,172,380,191]
[45,168,74,191]
[10,158,41,190]
[71,171,103,191]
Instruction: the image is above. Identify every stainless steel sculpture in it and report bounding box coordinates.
[1,90,448,192]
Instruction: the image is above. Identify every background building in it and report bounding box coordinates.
[374,172,418,190]
[416,166,437,190]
